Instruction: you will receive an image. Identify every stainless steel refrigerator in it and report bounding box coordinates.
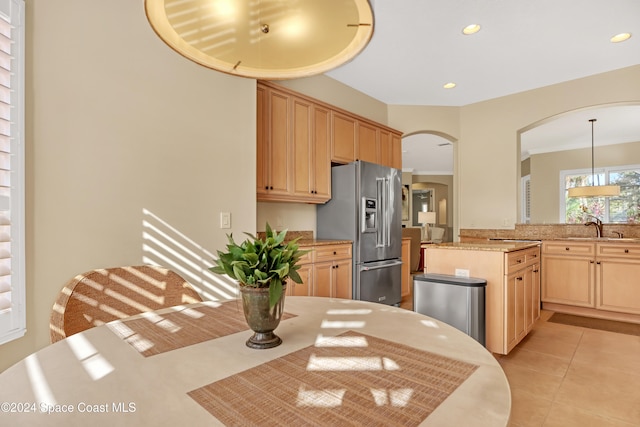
[317,160,402,306]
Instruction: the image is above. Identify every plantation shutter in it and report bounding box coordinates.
[0,0,25,345]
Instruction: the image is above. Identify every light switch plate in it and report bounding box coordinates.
[220,212,231,229]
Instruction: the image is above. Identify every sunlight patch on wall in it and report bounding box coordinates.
[142,209,237,301]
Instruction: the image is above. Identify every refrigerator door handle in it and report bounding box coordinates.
[376,178,385,247]
[360,259,403,271]
[376,177,391,248]
[385,177,391,247]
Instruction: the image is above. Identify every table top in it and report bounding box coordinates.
[0,297,510,426]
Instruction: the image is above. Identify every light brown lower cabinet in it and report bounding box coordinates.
[542,241,640,320]
[505,261,540,352]
[287,263,313,297]
[541,241,595,307]
[287,243,353,299]
[401,238,411,297]
[425,244,541,355]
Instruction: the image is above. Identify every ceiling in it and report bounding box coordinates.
[324,0,640,174]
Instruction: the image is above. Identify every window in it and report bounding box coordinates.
[561,165,640,223]
[0,0,24,345]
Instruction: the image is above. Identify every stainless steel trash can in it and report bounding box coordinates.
[413,273,486,346]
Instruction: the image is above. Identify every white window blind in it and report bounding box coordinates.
[0,0,25,345]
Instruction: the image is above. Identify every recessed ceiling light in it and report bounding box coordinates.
[443,82,456,89]
[462,24,481,35]
[610,33,632,43]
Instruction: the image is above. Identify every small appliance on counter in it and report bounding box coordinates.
[317,160,402,306]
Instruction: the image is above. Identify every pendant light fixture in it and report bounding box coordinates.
[144,0,374,80]
[568,119,620,198]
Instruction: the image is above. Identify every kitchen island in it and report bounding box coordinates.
[425,241,541,355]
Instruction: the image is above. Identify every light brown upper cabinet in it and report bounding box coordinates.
[330,111,357,164]
[291,98,331,202]
[257,81,402,203]
[378,128,392,168]
[390,133,402,169]
[258,82,331,204]
[357,121,379,164]
[257,85,291,199]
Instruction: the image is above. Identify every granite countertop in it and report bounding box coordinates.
[430,241,541,252]
[257,230,351,246]
[549,237,640,243]
[297,238,352,247]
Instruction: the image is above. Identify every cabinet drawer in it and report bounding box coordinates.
[315,244,352,261]
[542,241,595,256]
[526,248,540,263]
[597,243,640,259]
[506,251,527,273]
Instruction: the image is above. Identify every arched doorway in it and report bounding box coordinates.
[401,131,456,242]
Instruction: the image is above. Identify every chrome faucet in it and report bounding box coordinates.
[584,215,603,238]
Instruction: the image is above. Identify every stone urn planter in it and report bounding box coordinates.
[210,223,308,349]
[239,283,287,349]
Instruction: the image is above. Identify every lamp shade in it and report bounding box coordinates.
[418,211,436,225]
[145,0,374,80]
[568,185,620,198]
[568,118,621,198]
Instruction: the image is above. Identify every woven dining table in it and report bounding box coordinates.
[0,297,511,426]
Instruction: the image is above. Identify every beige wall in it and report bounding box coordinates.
[386,66,640,238]
[0,0,257,371]
[457,66,640,232]
[530,140,640,223]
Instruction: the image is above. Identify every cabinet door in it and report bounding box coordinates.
[597,259,640,315]
[331,112,357,164]
[531,262,541,325]
[256,85,268,195]
[523,265,534,333]
[312,105,331,201]
[542,255,594,307]
[287,264,313,297]
[505,271,526,353]
[357,121,378,164]
[313,261,333,298]
[291,97,313,198]
[401,239,411,297]
[265,89,290,195]
[390,132,402,170]
[333,259,352,299]
[379,129,392,168]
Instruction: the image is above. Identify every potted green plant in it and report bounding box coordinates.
[209,223,308,349]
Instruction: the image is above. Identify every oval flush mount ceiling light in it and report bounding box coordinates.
[145,0,374,80]
[443,82,456,89]
[462,24,481,35]
[610,32,632,43]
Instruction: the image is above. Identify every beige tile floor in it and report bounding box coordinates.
[400,294,640,426]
